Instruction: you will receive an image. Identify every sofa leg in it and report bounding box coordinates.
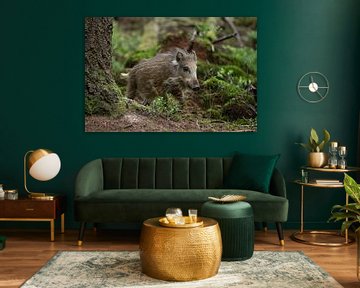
[275,222,284,246]
[262,222,268,232]
[78,222,86,246]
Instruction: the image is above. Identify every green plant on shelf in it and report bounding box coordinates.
[296,128,330,152]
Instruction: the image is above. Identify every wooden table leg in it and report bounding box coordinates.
[50,219,55,242]
[61,213,65,234]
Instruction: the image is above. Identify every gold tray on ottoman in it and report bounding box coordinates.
[208,194,246,203]
[159,216,204,228]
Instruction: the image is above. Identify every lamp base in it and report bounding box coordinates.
[28,192,55,200]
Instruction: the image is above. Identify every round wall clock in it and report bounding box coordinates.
[297,72,329,103]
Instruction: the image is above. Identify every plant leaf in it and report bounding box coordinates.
[344,173,360,204]
[308,137,317,152]
[317,140,325,152]
[323,129,330,144]
[341,220,358,234]
[329,211,357,221]
[329,175,360,231]
[331,203,360,215]
[296,142,312,152]
[343,205,360,215]
[329,203,360,227]
[310,128,319,144]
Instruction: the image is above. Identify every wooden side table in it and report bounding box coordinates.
[0,195,65,241]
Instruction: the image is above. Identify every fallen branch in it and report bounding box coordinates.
[212,32,238,45]
[222,17,243,47]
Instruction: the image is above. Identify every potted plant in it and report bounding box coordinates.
[329,173,360,233]
[329,173,360,279]
[297,128,330,167]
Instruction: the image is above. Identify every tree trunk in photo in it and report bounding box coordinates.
[85,17,121,115]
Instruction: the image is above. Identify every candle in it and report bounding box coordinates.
[330,142,338,148]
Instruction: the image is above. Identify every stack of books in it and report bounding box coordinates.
[314,179,341,185]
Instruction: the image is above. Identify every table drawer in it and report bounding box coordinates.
[1,201,55,218]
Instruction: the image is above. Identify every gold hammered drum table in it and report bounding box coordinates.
[139,217,222,281]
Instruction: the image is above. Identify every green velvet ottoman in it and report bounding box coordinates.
[201,201,254,261]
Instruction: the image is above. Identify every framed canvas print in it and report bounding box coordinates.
[85,17,257,132]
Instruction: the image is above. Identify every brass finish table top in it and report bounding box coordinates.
[143,216,217,229]
[294,179,344,188]
[301,166,360,173]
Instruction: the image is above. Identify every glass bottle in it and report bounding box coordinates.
[301,169,308,183]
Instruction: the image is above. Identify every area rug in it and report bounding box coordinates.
[21,251,342,288]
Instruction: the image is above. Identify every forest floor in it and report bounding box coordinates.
[85,110,256,132]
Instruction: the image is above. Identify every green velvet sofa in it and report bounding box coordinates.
[74,157,288,245]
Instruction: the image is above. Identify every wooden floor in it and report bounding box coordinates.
[0,228,358,288]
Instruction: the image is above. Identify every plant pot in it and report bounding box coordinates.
[308,152,328,168]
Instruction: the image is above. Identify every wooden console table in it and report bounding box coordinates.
[0,195,65,241]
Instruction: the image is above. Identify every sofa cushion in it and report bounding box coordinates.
[223,153,280,193]
[75,188,288,222]
[101,158,237,190]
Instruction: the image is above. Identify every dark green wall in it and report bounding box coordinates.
[1,0,359,230]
